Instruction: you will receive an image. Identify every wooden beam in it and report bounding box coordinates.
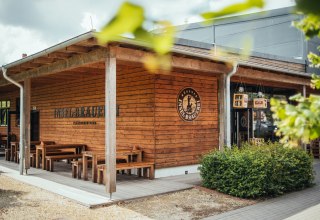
[47,52,72,59]
[81,38,100,46]
[20,63,40,69]
[0,48,109,86]
[72,67,105,73]
[235,67,311,86]
[23,79,31,171]
[111,46,228,74]
[32,57,56,64]
[105,49,117,195]
[232,76,302,89]
[65,45,90,53]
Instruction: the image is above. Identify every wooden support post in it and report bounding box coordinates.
[302,85,307,151]
[105,49,117,195]
[218,73,227,150]
[23,79,31,172]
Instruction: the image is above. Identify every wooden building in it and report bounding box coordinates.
[0,31,312,183]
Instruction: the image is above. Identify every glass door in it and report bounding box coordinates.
[232,109,253,146]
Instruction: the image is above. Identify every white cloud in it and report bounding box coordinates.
[0,24,49,65]
[0,0,297,66]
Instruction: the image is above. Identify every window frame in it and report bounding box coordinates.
[0,100,10,127]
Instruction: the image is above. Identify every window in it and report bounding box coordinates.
[16,98,20,126]
[0,100,10,126]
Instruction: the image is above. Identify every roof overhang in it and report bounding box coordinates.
[0,30,311,86]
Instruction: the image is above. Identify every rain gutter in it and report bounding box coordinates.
[2,67,25,175]
[226,63,238,147]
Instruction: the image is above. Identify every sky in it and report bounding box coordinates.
[0,0,296,65]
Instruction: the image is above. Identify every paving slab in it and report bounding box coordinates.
[204,160,320,220]
[0,159,195,207]
[0,165,111,207]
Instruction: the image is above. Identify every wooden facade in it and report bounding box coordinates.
[0,62,219,169]
[0,32,313,174]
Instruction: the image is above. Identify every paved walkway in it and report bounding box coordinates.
[205,160,320,220]
[0,158,200,207]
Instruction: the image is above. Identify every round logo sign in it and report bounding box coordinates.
[177,87,201,121]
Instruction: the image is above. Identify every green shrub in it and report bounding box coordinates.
[199,142,314,198]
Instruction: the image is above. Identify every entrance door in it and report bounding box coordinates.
[30,111,40,141]
[7,110,40,143]
[232,109,253,146]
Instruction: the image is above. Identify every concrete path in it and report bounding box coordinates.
[205,160,320,220]
[0,159,198,207]
[0,165,111,207]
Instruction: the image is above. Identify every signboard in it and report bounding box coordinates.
[54,106,105,118]
[233,94,248,108]
[177,88,201,121]
[253,98,268,109]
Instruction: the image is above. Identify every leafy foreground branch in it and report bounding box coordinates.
[270,3,320,147]
[271,91,320,147]
[96,0,263,72]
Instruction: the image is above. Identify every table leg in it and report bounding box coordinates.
[10,144,14,162]
[36,148,39,168]
[92,155,97,183]
[150,165,155,179]
[83,155,88,181]
[42,148,46,170]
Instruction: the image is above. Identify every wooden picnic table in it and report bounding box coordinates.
[10,142,18,162]
[10,141,42,162]
[36,143,86,170]
[82,149,142,183]
[1,134,7,148]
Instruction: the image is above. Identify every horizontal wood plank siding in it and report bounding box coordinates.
[0,64,156,164]
[154,72,219,168]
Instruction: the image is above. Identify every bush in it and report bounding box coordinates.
[199,142,314,198]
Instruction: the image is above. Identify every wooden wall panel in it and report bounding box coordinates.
[0,65,156,163]
[154,73,219,168]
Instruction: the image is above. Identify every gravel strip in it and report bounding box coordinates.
[0,173,257,220]
[120,187,257,220]
[0,175,150,220]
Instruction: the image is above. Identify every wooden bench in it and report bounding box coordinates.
[4,149,11,161]
[97,162,155,184]
[71,158,106,179]
[30,152,36,168]
[46,154,82,172]
[32,151,74,168]
[15,150,19,163]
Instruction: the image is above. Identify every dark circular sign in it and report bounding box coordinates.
[177,87,201,121]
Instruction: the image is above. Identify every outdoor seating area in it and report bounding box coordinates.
[3,140,155,185]
[307,139,320,158]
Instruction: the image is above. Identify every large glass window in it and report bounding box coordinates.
[0,100,10,126]
[231,83,296,145]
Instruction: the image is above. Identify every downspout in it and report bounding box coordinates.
[2,67,25,175]
[225,62,238,148]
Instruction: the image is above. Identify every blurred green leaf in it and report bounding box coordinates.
[152,21,176,55]
[294,15,320,39]
[143,54,171,73]
[311,74,320,89]
[295,0,320,15]
[96,1,266,73]
[271,1,320,147]
[202,0,264,20]
[96,2,144,44]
